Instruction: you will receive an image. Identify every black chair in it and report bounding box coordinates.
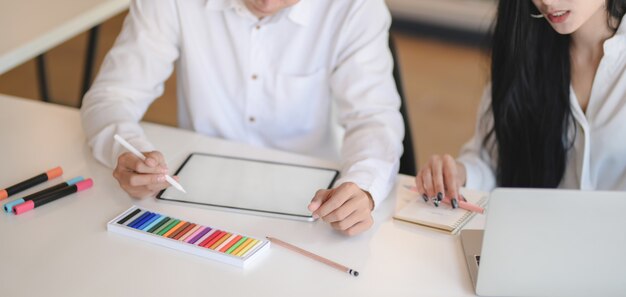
[389,34,417,176]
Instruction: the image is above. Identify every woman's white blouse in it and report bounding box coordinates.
[458,19,626,191]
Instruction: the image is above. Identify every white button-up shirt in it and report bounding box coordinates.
[458,18,626,191]
[80,0,404,205]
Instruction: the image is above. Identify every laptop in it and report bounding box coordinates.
[461,188,626,297]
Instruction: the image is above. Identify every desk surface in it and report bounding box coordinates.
[0,94,484,296]
[0,0,129,74]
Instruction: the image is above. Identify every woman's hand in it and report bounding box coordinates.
[415,154,467,208]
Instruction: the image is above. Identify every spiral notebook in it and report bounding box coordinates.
[393,176,489,234]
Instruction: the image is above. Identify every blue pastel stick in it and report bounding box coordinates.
[3,176,84,213]
[131,212,154,229]
[127,211,151,228]
[138,213,160,230]
[142,215,165,231]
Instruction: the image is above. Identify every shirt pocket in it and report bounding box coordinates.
[273,68,329,136]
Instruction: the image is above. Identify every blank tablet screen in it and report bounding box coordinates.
[157,153,339,219]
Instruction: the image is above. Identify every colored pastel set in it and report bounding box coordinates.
[107,207,270,267]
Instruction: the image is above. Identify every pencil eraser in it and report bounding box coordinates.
[76,179,94,192]
[14,200,34,215]
[46,167,63,179]
[4,198,25,213]
[0,190,7,200]
[67,176,84,186]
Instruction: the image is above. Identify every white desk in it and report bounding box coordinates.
[0,94,484,296]
[0,0,129,75]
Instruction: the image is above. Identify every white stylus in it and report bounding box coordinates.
[114,134,187,194]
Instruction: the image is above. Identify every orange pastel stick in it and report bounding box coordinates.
[236,239,259,257]
[173,223,195,240]
[163,221,186,238]
[219,235,243,253]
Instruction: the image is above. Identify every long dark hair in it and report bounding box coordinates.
[488,0,626,188]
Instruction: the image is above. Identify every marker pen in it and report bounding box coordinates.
[3,177,84,213]
[13,179,93,215]
[0,167,63,200]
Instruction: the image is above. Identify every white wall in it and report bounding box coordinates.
[386,0,497,32]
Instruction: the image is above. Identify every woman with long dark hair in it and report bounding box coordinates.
[415,0,626,206]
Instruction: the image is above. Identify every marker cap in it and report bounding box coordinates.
[66,176,84,186]
[46,167,63,180]
[76,179,94,192]
[13,200,34,215]
[3,198,25,213]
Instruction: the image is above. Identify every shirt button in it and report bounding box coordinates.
[255,25,261,30]
[249,116,256,123]
[251,74,258,80]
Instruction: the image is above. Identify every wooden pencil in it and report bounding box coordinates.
[267,236,359,277]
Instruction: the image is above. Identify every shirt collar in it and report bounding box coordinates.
[604,15,626,55]
[287,0,311,27]
[205,0,310,27]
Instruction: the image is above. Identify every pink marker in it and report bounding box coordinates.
[13,179,94,215]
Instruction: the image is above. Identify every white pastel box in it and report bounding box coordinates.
[107,206,270,268]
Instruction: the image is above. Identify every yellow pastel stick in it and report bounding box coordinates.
[163,221,186,238]
[236,239,259,257]
[232,238,254,256]
[210,233,232,249]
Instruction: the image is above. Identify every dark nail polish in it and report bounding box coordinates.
[422,194,429,203]
[433,200,440,207]
[452,198,459,209]
[437,192,443,201]
[460,195,468,202]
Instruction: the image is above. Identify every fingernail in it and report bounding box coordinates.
[146,158,157,167]
[433,200,440,207]
[437,192,443,201]
[157,175,166,182]
[421,194,429,203]
[312,213,319,219]
[452,198,459,209]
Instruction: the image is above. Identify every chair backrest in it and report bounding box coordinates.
[389,34,417,176]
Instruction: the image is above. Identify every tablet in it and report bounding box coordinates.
[157,153,339,221]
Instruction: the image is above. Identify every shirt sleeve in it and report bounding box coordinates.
[80,0,180,168]
[330,0,404,208]
[457,86,498,191]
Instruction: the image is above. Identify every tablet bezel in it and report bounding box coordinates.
[156,153,339,221]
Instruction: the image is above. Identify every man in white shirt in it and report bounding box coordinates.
[81,0,404,236]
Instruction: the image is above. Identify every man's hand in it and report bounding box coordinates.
[113,151,172,198]
[308,182,375,236]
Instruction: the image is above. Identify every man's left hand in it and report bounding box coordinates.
[308,182,375,236]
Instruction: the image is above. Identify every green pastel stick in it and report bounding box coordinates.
[157,219,180,236]
[153,218,174,234]
[226,237,248,254]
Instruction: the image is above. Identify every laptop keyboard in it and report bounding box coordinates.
[475,255,481,266]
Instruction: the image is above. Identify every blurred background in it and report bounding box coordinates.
[0,0,496,168]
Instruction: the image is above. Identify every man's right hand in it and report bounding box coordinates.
[113,151,172,198]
